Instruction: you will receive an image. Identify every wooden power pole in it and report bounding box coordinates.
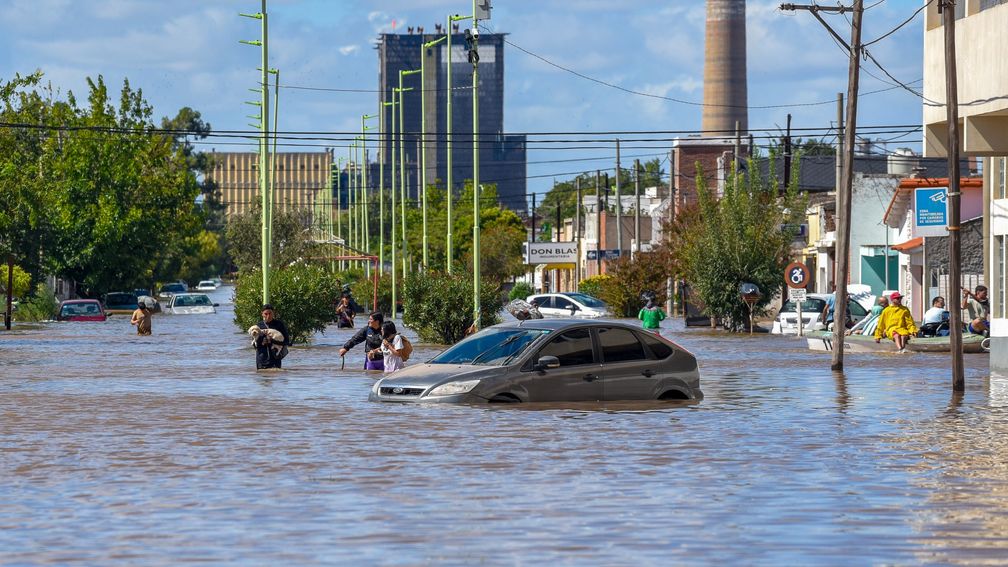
[782,0,863,370]
[942,0,965,391]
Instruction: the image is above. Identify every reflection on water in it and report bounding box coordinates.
[2,288,1006,564]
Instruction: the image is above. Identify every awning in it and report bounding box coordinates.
[890,237,924,252]
[535,263,576,271]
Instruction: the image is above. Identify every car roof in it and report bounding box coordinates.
[490,318,637,332]
[172,293,209,297]
[61,299,100,304]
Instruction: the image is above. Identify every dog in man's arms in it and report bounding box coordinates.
[248,326,286,357]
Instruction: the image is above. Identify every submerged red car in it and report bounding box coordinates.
[57,299,107,322]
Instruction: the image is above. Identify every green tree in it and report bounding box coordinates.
[679,156,806,331]
[224,201,317,272]
[40,76,202,295]
[402,269,502,344]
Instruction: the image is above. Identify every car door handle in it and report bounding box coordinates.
[582,373,598,382]
[641,369,654,377]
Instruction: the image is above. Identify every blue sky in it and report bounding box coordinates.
[0,0,928,197]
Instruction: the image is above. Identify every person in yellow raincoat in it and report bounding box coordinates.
[874,291,917,351]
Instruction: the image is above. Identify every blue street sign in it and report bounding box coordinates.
[913,187,948,237]
[586,249,621,261]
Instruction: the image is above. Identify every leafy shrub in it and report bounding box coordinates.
[508,281,533,301]
[599,252,672,317]
[233,263,343,344]
[578,275,610,301]
[14,283,58,322]
[402,270,502,344]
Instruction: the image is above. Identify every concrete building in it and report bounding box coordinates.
[883,177,984,320]
[208,151,333,220]
[376,29,527,212]
[923,1,1006,368]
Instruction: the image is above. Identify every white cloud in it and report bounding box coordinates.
[339,45,361,56]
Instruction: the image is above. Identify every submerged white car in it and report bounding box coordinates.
[165,293,218,315]
[771,293,869,335]
[196,280,218,291]
[526,292,611,319]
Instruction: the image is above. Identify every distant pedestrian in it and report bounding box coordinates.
[130,302,152,335]
[335,295,355,328]
[638,297,666,333]
[380,321,406,373]
[339,311,385,370]
[255,304,290,369]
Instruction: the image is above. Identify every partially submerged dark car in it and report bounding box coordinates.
[370,319,701,403]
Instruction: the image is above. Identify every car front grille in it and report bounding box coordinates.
[379,386,426,397]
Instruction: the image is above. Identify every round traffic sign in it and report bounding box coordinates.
[785,261,810,289]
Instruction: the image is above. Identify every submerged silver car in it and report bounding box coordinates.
[369,319,701,403]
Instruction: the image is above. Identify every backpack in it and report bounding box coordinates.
[397,334,413,362]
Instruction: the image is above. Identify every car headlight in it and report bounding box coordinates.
[427,379,481,397]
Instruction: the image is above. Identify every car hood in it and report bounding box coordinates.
[377,363,502,389]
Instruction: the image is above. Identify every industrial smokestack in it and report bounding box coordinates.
[701,0,748,136]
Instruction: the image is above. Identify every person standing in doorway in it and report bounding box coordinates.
[130,302,152,335]
[339,311,385,371]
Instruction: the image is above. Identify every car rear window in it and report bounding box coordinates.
[105,293,136,305]
[639,333,674,359]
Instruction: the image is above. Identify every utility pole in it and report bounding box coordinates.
[782,0,863,371]
[380,100,393,273]
[363,114,377,258]
[421,34,447,269]
[615,139,623,255]
[531,193,537,243]
[447,15,467,274]
[634,159,641,259]
[398,70,419,282]
[575,177,582,287]
[469,0,483,330]
[239,1,271,304]
[391,87,400,319]
[783,113,792,191]
[836,93,844,287]
[595,170,602,276]
[941,0,964,391]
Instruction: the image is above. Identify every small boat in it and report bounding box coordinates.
[806,330,988,353]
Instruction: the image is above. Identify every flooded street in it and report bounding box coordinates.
[2,286,1006,565]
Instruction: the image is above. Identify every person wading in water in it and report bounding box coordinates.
[338,311,385,371]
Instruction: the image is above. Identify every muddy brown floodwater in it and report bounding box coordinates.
[2,286,1006,565]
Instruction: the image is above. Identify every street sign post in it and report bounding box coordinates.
[785,262,810,336]
[586,249,621,261]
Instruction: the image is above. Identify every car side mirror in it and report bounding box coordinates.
[534,355,560,371]
[213,303,220,307]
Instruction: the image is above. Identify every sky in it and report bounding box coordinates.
[0,0,930,198]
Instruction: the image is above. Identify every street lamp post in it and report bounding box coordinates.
[422,35,447,269]
[468,2,482,331]
[398,69,420,283]
[380,100,393,273]
[239,1,271,304]
[363,114,377,259]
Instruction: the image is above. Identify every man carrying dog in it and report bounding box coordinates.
[256,304,290,369]
[338,311,385,371]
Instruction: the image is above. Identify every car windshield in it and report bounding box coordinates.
[176,295,211,307]
[430,328,552,366]
[160,283,186,293]
[566,293,606,308]
[781,298,827,313]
